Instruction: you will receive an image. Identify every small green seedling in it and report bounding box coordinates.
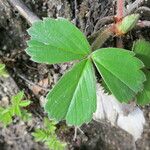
[25,17,150,126]
[0,91,31,127]
[32,118,66,150]
[0,63,9,78]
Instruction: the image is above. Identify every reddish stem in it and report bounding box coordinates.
[116,0,124,22]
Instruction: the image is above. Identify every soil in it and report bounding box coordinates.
[0,0,150,150]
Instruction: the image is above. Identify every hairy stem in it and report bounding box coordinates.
[91,25,114,51]
[116,0,125,21]
[7,0,40,25]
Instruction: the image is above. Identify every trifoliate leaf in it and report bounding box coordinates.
[0,64,9,78]
[136,70,150,105]
[26,18,91,64]
[92,48,146,102]
[45,59,96,126]
[132,39,150,69]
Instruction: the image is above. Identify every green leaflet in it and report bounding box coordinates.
[32,129,49,142]
[101,79,111,94]
[45,59,96,126]
[92,48,146,102]
[0,92,31,127]
[0,64,9,78]
[26,18,91,64]
[136,70,150,105]
[32,118,66,150]
[21,110,32,122]
[32,118,56,142]
[0,107,12,127]
[11,91,31,116]
[133,39,150,69]
[11,91,24,105]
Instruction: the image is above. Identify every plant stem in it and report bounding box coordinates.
[126,0,145,15]
[137,20,150,28]
[91,25,114,51]
[116,0,125,21]
[7,0,40,25]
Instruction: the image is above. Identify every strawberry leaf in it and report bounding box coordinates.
[92,48,146,102]
[44,59,96,126]
[26,18,91,64]
[136,70,150,105]
[133,39,150,69]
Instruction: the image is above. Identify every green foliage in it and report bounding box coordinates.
[136,70,150,105]
[26,18,147,126]
[11,91,31,117]
[0,64,9,78]
[26,18,90,64]
[0,107,12,127]
[0,91,31,127]
[132,39,150,105]
[45,59,96,126]
[20,109,32,122]
[133,39,150,69]
[92,48,146,102]
[101,79,111,94]
[116,14,140,35]
[32,118,66,150]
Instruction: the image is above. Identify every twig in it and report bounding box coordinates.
[137,20,150,28]
[74,0,78,26]
[126,0,145,15]
[77,127,84,135]
[73,127,86,141]
[135,6,150,13]
[73,127,77,141]
[94,16,114,32]
[7,0,40,25]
